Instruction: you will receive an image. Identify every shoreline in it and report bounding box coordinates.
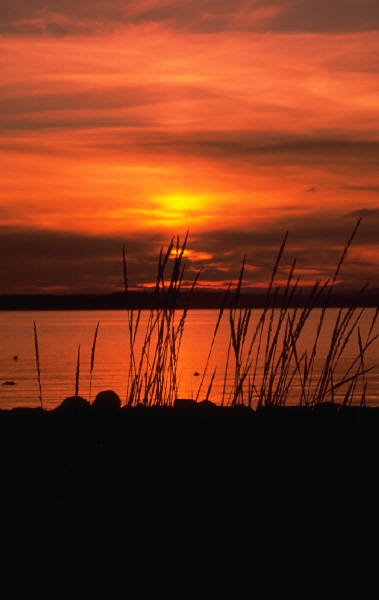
[1,291,379,311]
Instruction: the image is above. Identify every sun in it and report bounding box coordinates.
[155,193,210,227]
[119,192,213,229]
[162,194,203,213]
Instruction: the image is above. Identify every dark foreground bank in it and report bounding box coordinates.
[1,400,379,515]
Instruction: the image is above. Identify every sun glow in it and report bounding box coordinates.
[163,194,204,213]
[154,193,212,227]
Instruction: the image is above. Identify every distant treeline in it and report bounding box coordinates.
[0,289,378,310]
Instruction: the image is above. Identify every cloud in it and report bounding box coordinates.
[0,115,149,132]
[189,212,379,285]
[1,212,378,293]
[1,1,379,36]
[146,133,379,165]
[0,83,214,116]
[0,2,281,36]
[200,210,379,250]
[268,1,379,34]
[343,186,379,193]
[0,226,163,293]
[345,208,379,218]
[92,130,379,169]
[0,83,215,132]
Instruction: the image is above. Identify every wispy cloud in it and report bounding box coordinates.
[1,213,378,293]
[343,186,379,193]
[345,207,379,218]
[2,1,379,36]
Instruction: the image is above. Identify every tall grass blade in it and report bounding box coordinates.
[89,321,100,403]
[33,321,42,409]
[75,344,80,398]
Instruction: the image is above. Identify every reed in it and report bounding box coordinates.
[222,220,378,408]
[33,320,42,409]
[31,222,377,409]
[195,281,231,402]
[75,344,80,398]
[122,232,201,407]
[89,321,100,403]
[117,221,378,408]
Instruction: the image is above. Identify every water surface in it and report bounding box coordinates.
[0,309,378,409]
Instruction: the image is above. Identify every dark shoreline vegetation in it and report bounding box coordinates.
[2,223,379,514]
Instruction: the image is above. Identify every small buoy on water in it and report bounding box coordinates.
[13,355,18,361]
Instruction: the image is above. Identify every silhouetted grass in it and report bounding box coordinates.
[30,221,378,409]
[116,220,378,408]
[89,321,99,403]
[122,233,199,406]
[75,344,80,398]
[33,320,42,409]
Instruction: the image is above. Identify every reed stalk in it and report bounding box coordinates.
[75,344,80,398]
[28,223,377,409]
[122,234,197,406]
[33,321,42,409]
[89,321,100,403]
[218,220,376,408]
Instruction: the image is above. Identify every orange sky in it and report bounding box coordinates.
[1,1,379,292]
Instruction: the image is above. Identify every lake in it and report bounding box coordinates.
[0,309,378,409]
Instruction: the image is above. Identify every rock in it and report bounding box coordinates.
[174,398,198,410]
[55,396,90,413]
[197,400,218,410]
[93,390,121,411]
[193,371,200,376]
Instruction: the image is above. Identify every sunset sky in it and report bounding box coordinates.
[1,1,379,293]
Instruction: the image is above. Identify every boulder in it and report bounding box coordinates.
[93,390,121,412]
[55,396,90,413]
[174,398,198,410]
[197,399,218,410]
